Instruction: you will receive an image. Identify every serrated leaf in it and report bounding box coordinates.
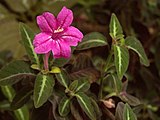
[110,74,122,94]
[125,36,149,66]
[55,69,70,88]
[77,32,108,50]
[75,78,90,93]
[115,102,125,120]
[76,92,96,120]
[58,96,71,116]
[109,13,123,39]
[114,45,129,79]
[69,80,78,92]
[34,74,54,108]
[0,60,35,86]
[20,23,40,66]
[123,103,137,120]
[14,105,29,120]
[11,87,33,110]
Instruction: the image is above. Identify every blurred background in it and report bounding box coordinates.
[0,0,160,119]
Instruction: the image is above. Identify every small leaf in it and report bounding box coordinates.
[123,103,137,120]
[114,45,129,79]
[125,36,149,66]
[58,96,71,116]
[1,85,15,102]
[34,74,55,108]
[75,78,90,93]
[110,74,122,94]
[115,102,125,120]
[109,13,123,40]
[11,87,33,110]
[14,105,29,120]
[0,60,35,86]
[20,23,40,66]
[31,64,40,70]
[53,58,70,67]
[76,92,96,120]
[77,32,108,50]
[69,80,78,92]
[0,101,10,110]
[50,66,61,74]
[120,92,141,106]
[55,69,70,88]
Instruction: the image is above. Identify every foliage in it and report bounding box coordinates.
[0,0,160,120]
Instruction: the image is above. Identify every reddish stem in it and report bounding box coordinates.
[43,52,50,70]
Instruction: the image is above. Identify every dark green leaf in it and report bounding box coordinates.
[0,101,10,110]
[114,45,129,79]
[115,102,125,120]
[58,96,71,116]
[120,92,141,106]
[76,92,96,120]
[20,23,40,66]
[1,85,15,102]
[109,13,123,40]
[123,103,137,120]
[110,74,122,94]
[14,105,29,120]
[77,32,108,50]
[55,69,70,88]
[69,80,78,92]
[90,98,102,119]
[34,74,55,108]
[0,60,35,86]
[75,78,90,93]
[125,36,149,66]
[11,87,33,110]
[53,58,70,67]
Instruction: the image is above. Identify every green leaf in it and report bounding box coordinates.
[69,80,78,92]
[125,36,149,66]
[75,78,90,93]
[77,32,108,50]
[114,45,129,79]
[50,66,61,74]
[55,69,70,88]
[0,60,35,86]
[115,102,125,120]
[120,93,141,106]
[0,101,10,110]
[14,105,29,120]
[109,13,123,40]
[1,85,15,102]
[34,74,55,108]
[123,103,137,120]
[110,74,122,94]
[20,23,40,66]
[58,96,71,116]
[11,87,33,110]
[76,92,96,120]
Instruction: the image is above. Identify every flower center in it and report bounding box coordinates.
[54,27,64,33]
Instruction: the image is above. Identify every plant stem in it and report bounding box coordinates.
[98,47,114,100]
[43,52,50,71]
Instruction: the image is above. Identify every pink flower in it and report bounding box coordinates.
[33,7,83,58]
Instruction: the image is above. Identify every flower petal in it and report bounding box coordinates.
[37,12,57,32]
[33,33,52,54]
[57,6,73,28]
[33,32,52,47]
[52,40,71,58]
[61,26,83,46]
